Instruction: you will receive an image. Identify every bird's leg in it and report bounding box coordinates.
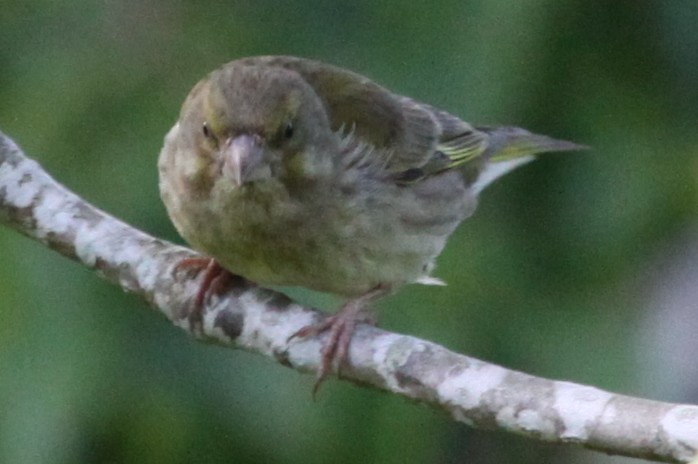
[174,257,236,328]
[289,285,389,395]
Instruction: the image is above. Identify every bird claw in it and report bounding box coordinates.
[288,297,379,397]
[174,257,235,330]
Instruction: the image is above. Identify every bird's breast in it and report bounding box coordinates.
[163,166,474,297]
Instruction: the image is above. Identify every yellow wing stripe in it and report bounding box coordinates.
[436,131,489,168]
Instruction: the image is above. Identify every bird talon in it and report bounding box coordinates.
[290,304,379,394]
[173,257,235,330]
[287,315,336,343]
[173,257,212,278]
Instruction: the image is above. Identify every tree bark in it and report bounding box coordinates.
[0,131,696,463]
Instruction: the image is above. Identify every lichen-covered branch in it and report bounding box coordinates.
[0,131,696,463]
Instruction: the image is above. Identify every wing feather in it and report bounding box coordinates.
[240,56,441,172]
[236,56,584,185]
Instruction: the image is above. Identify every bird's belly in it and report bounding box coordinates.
[168,173,473,297]
[200,213,443,296]
[221,229,433,297]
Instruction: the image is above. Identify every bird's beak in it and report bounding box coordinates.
[221,134,264,187]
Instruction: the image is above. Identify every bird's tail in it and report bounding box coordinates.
[470,126,586,195]
[479,126,586,162]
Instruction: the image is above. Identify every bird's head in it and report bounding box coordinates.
[175,63,333,189]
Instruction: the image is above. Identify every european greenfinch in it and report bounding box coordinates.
[158,55,583,391]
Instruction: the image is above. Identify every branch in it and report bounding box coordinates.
[0,131,696,463]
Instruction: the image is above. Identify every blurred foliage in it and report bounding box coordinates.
[1,1,697,463]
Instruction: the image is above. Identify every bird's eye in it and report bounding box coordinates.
[202,121,213,139]
[283,122,294,140]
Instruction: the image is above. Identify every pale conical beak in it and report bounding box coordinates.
[221,134,264,187]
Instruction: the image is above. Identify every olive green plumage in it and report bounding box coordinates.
[159,55,584,386]
[159,55,582,299]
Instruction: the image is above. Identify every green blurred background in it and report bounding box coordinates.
[1,1,697,463]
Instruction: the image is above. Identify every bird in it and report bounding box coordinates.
[158,55,584,393]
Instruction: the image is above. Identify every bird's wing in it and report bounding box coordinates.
[409,105,584,181]
[237,57,582,182]
[425,106,490,168]
[239,56,444,172]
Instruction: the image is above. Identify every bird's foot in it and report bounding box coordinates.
[174,257,237,329]
[289,286,387,396]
